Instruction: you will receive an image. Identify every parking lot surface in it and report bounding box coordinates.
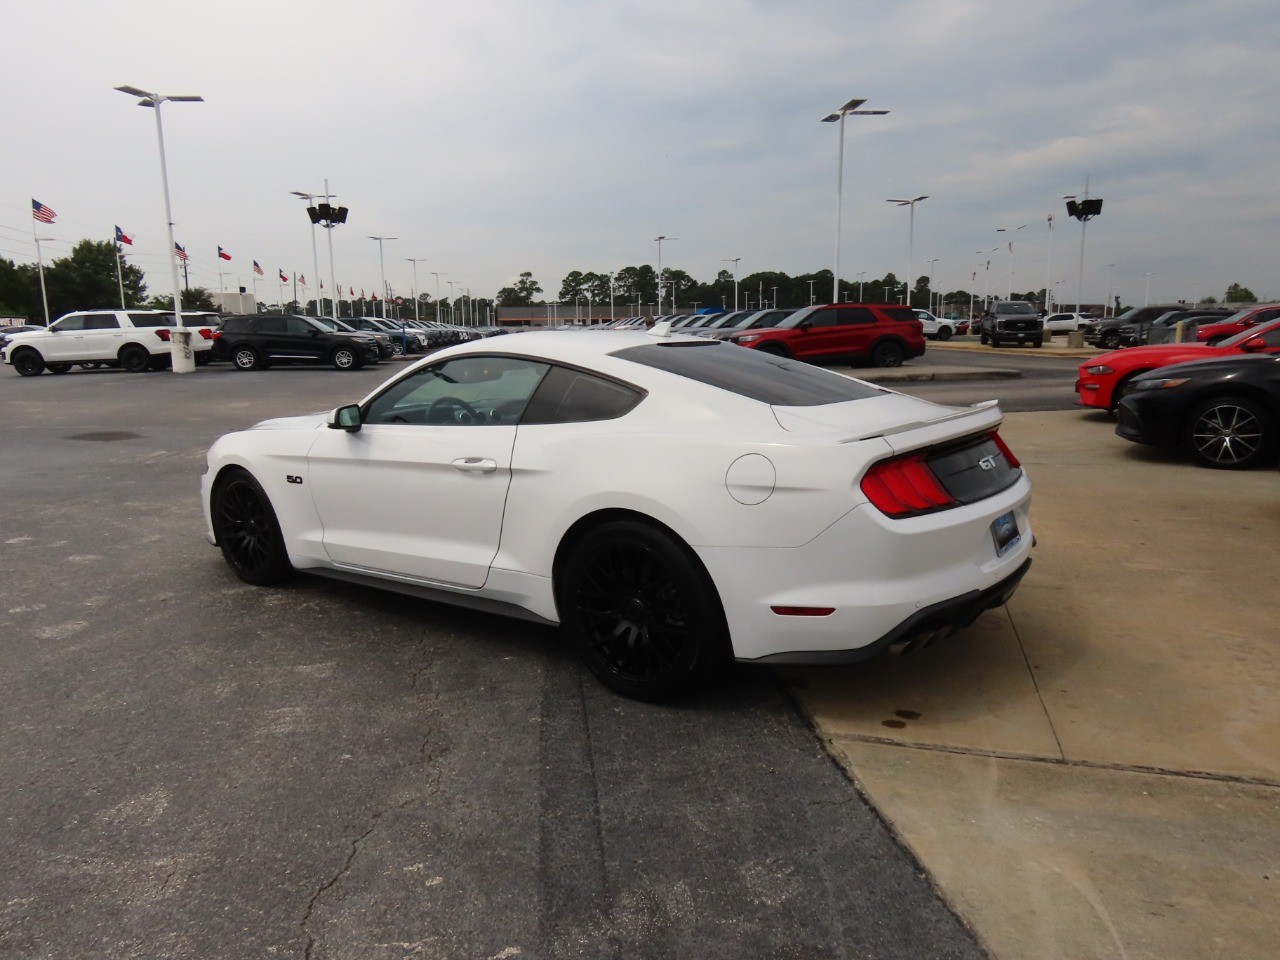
[0,366,982,960]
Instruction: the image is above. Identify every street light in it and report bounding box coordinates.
[925,258,940,315]
[405,258,427,323]
[1044,213,1055,312]
[290,191,324,318]
[368,236,397,320]
[430,272,446,322]
[996,224,1026,300]
[887,196,928,307]
[654,235,677,314]
[1065,177,1104,313]
[1143,272,1154,306]
[114,84,203,374]
[823,97,889,303]
[295,182,347,320]
[722,257,741,311]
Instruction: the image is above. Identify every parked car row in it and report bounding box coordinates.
[1,309,488,376]
[1075,316,1280,469]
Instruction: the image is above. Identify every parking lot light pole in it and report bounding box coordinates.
[996,224,1026,300]
[722,257,741,311]
[114,85,202,373]
[925,258,939,314]
[1044,213,1055,312]
[823,97,889,303]
[369,236,396,320]
[654,235,677,314]
[887,196,928,307]
[290,191,325,317]
[405,258,427,323]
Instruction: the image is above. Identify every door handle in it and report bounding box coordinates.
[452,457,497,474]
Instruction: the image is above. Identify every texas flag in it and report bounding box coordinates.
[217,246,232,261]
[114,225,134,245]
[349,287,354,297]
[299,274,306,285]
[279,269,288,284]
[253,260,264,276]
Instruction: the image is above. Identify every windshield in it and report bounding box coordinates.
[995,302,1037,316]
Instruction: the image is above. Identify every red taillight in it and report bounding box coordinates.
[860,453,956,517]
[990,430,1021,468]
[197,327,213,340]
[212,330,223,340]
[156,328,171,341]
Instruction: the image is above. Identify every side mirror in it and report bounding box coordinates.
[327,404,362,432]
[1239,337,1267,353]
[797,319,811,331]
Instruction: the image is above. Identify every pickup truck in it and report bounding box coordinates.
[1,309,216,376]
[979,301,1044,348]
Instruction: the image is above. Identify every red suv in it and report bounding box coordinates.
[724,303,925,367]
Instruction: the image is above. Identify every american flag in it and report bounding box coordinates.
[174,243,189,262]
[253,260,264,276]
[32,199,57,223]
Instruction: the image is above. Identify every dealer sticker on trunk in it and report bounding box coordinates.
[991,511,1021,557]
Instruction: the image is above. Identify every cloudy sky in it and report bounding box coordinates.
[4,0,1277,310]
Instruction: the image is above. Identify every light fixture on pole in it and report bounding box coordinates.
[654,235,677,314]
[1044,212,1055,312]
[405,258,427,323]
[1064,178,1103,313]
[722,257,741,311]
[886,195,928,306]
[114,84,202,374]
[368,236,397,320]
[995,224,1026,300]
[822,97,889,303]
[296,183,347,320]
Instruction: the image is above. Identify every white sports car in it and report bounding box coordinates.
[202,324,1033,699]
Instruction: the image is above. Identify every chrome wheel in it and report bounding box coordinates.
[332,347,357,369]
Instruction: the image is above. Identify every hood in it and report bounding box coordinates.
[1087,342,1212,366]
[250,412,331,431]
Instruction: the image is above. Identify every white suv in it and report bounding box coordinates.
[1,310,216,376]
[914,309,958,341]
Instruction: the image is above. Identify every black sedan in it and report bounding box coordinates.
[1116,353,1280,469]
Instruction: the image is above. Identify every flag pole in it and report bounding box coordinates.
[32,225,51,326]
[115,235,127,308]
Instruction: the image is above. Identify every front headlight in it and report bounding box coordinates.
[1133,377,1190,391]
[1084,364,1113,375]
[738,335,761,344]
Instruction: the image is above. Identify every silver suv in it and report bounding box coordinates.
[979,301,1044,348]
[1,309,217,376]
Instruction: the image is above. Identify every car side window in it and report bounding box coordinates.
[256,317,286,334]
[364,356,551,426]
[834,307,876,325]
[807,311,839,328]
[522,366,644,424]
[285,317,313,335]
[1259,328,1280,347]
[85,314,121,330]
[52,315,88,332]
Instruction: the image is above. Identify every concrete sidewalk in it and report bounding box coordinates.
[786,410,1279,960]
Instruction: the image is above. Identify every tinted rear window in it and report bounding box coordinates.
[612,341,884,406]
[129,313,176,327]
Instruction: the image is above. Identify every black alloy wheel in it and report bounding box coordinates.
[46,363,72,374]
[558,520,728,701]
[12,350,45,376]
[120,345,151,373]
[331,346,359,370]
[1100,330,1121,350]
[1186,396,1277,470]
[871,341,905,367]
[936,326,953,341]
[211,468,294,585]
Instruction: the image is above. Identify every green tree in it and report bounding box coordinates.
[147,287,217,312]
[0,258,39,320]
[1225,283,1257,303]
[612,265,658,305]
[42,240,148,318]
[496,271,543,306]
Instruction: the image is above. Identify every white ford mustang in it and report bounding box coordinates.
[202,325,1033,699]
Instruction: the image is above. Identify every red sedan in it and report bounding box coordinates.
[1193,303,1280,344]
[1076,319,1280,411]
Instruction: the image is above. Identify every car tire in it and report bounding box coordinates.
[757,343,789,358]
[557,519,729,702]
[936,326,953,341]
[979,332,989,345]
[232,346,264,371]
[1185,396,1277,470]
[389,340,405,357]
[12,349,45,377]
[331,346,358,370]
[991,338,1002,348]
[46,363,72,374]
[210,468,294,585]
[120,345,151,373]
[194,353,211,366]
[1100,331,1121,350]
[871,341,905,367]
[1033,338,1044,348]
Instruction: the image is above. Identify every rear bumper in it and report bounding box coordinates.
[752,556,1032,664]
